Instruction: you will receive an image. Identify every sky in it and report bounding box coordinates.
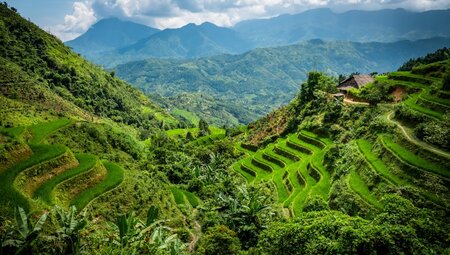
[5,0,450,41]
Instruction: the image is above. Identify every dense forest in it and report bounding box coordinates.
[1,3,450,255]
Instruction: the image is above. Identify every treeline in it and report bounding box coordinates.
[398,47,450,71]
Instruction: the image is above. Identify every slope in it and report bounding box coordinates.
[0,4,176,130]
[116,37,450,126]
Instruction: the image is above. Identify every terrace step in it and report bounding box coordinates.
[347,169,381,209]
[33,154,98,205]
[53,160,107,208]
[356,139,404,186]
[0,144,66,212]
[380,135,450,180]
[171,186,201,208]
[14,148,78,198]
[70,161,124,210]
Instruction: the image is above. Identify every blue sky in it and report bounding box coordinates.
[5,0,450,41]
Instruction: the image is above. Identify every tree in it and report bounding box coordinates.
[111,206,185,254]
[197,225,241,255]
[186,131,194,141]
[442,63,450,91]
[198,119,210,137]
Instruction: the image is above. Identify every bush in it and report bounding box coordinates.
[414,120,450,149]
[302,195,329,212]
[196,225,242,255]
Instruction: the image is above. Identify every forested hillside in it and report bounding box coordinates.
[0,4,176,130]
[116,38,450,126]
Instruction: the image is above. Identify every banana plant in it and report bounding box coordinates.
[112,206,186,254]
[1,207,48,255]
[115,205,159,249]
[53,205,87,255]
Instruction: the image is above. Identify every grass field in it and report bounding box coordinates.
[181,189,201,207]
[33,154,97,204]
[171,108,200,126]
[0,126,25,138]
[348,169,381,209]
[403,94,443,120]
[70,161,124,210]
[29,118,72,144]
[170,186,185,205]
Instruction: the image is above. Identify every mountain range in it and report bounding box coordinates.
[66,8,450,67]
[114,37,450,126]
[234,8,450,46]
[65,18,159,60]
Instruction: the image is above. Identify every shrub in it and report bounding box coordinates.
[196,225,241,255]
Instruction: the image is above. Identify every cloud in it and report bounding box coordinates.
[54,0,450,41]
[52,1,97,41]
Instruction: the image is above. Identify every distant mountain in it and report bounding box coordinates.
[96,22,252,67]
[234,8,450,47]
[66,9,450,67]
[65,18,159,59]
[115,37,450,126]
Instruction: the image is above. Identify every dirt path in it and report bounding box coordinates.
[386,111,450,159]
[188,220,201,252]
[343,98,369,106]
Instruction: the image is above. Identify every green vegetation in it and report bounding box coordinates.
[29,118,72,144]
[0,3,175,130]
[232,130,332,215]
[398,47,450,71]
[381,135,450,179]
[70,161,124,210]
[170,186,201,207]
[403,94,444,120]
[116,39,450,126]
[33,154,97,204]
[1,4,450,254]
[170,186,185,205]
[0,144,66,212]
[171,108,200,126]
[348,169,381,209]
[356,139,404,185]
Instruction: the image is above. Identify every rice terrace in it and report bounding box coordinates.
[1,1,450,254]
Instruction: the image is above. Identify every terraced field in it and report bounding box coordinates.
[170,186,201,208]
[386,71,449,120]
[233,130,333,216]
[233,70,449,216]
[352,70,450,208]
[0,119,125,213]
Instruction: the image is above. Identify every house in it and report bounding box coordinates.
[337,74,374,93]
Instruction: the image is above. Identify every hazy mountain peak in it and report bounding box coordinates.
[65,17,159,56]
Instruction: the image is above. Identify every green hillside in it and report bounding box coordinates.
[1,3,450,254]
[115,37,450,126]
[0,4,176,130]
